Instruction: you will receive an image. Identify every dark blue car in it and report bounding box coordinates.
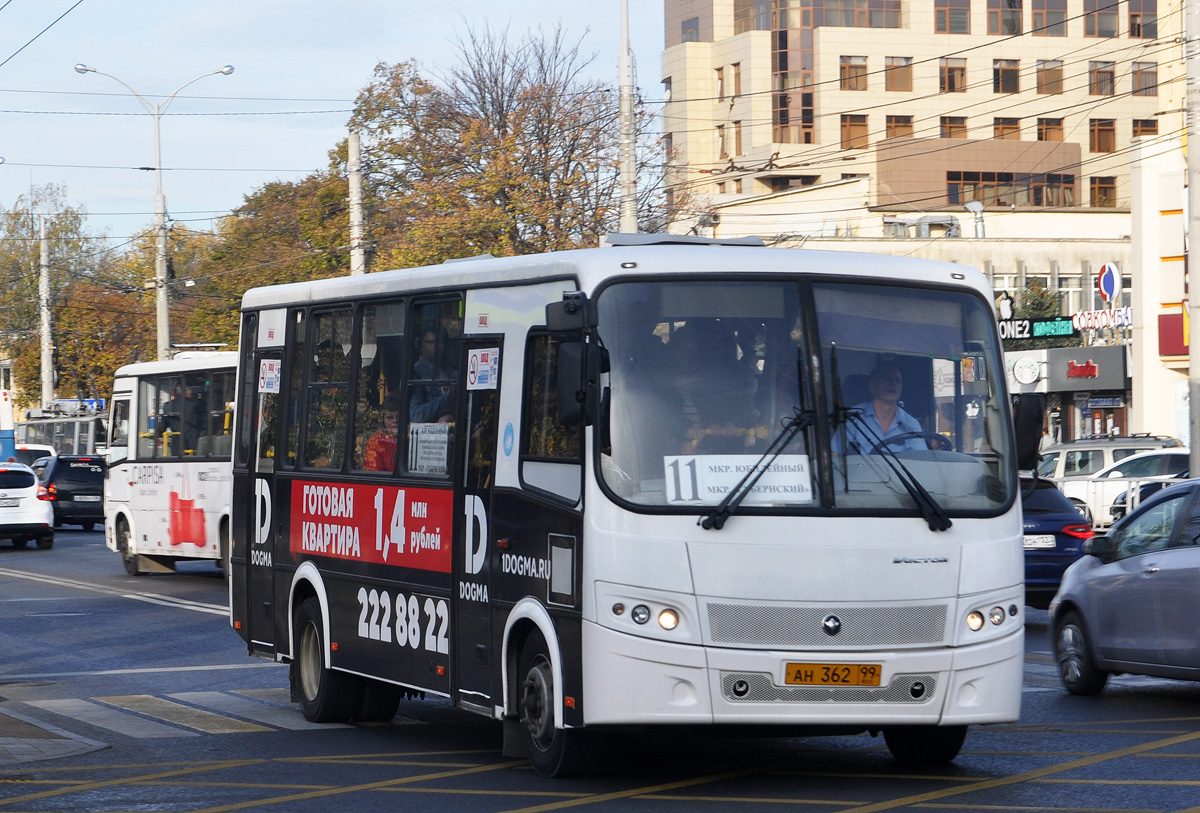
[1022,476,1094,609]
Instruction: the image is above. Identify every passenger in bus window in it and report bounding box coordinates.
[410,328,454,423]
[833,363,927,454]
[364,393,401,472]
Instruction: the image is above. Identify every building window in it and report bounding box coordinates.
[1133,119,1159,137]
[1032,0,1067,34]
[664,132,673,153]
[734,179,743,194]
[885,56,913,91]
[941,116,968,138]
[1089,61,1115,96]
[840,56,868,90]
[1129,0,1157,37]
[886,115,914,138]
[732,62,742,97]
[1090,119,1116,152]
[994,118,1021,139]
[947,170,1075,207]
[717,125,727,159]
[1133,62,1157,96]
[841,114,869,149]
[733,121,743,155]
[988,0,1023,34]
[1038,118,1064,141]
[681,17,700,42]
[716,67,725,101]
[717,182,726,194]
[940,58,967,92]
[994,60,1019,93]
[936,0,972,32]
[1084,0,1118,37]
[824,0,902,27]
[1037,60,1064,94]
[1090,177,1117,207]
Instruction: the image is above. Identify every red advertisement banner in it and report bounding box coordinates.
[289,480,453,573]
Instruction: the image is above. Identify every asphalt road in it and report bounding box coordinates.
[3,529,1200,812]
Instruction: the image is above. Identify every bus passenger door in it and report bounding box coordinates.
[246,348,283,651]
[452,339,502,713]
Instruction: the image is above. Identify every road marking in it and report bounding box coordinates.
[94,696,270,734]
[23,699,197,739]
[0,567,227,615]
[168,692,347,731]
[497,769,759,813]
[1,662,280,680]
[0,760,262,808]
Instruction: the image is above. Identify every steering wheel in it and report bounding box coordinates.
[870,432,953,454]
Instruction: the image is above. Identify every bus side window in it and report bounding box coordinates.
[304,308,352,470]
[354,300,406,473]
[404,299,461,477]
[110,399,130,463]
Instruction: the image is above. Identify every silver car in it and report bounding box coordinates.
[1049,478,1200,694]
[0,462,55,549]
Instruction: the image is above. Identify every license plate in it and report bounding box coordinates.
[785,663,882,686]
[1023,534,1057,550]
[73,495,101,502]
[0,499,17,508]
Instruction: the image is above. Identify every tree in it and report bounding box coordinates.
[1005,278,1081,351]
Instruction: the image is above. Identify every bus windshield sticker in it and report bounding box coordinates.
[258,360,281,394]
[409,423,450,474]
[663,454,813,505]
[289,480,452,572]
[467,347,500,390]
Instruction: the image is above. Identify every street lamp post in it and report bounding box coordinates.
[74,63,234,361]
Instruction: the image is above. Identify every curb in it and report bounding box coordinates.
[0,705,107,765]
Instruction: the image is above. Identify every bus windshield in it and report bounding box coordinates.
[597,279,1013,513]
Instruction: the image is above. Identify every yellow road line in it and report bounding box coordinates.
[498,769,759,813]
[0,761,262,807]
[93,695,270,734]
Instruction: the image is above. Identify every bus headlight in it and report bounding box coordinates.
[989,606,1006,626]
[658,609,679,630]
[966,610,985,631]
[631,604,651,625]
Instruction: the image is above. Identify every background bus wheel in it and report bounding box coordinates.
[518,630,591,777]
[883,725,967,764]
[117,521,141,576]
[356,678,402,722]
[295,597,360,723]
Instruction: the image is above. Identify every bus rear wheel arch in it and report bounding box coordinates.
[516,629,593,777]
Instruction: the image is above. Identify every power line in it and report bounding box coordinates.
[0,0,86,71]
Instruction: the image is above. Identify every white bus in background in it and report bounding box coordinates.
[104,351,238,577]
[229,235,1043,776]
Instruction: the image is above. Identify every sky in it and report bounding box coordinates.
[0,1,665,252]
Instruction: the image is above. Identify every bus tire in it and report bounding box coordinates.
[219,521,231,584]
[883,725,968,764]
[517,630,592,777]
[117,520,142,576]
[356,679,402,722]
[295,597,359,723]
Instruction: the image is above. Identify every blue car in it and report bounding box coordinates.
[1022,476,1094,609]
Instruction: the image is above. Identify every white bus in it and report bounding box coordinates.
[229,236,1041,776]
[105,351,238,577]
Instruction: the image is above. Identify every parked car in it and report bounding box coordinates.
[1111,469,1191,523]
[12,443,56,467]
[1056,448,1189,527]
[1037,434,1180,480]
[0,462,54,549]
[31,455,105,531]
[1021,476,1094,609]
[1050,478,1200,695]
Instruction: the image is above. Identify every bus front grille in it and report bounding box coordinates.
[706,603,948,648]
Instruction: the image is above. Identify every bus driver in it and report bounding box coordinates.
[833,363,928,454]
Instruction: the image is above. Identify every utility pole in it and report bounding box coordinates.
[38,215,53,409]
[349,131,366,275]
[618,0,638,234]
[1188,0,1200,473]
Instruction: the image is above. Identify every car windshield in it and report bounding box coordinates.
[597,279,1014,514]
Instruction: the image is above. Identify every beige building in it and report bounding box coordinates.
[662,0,1181,216]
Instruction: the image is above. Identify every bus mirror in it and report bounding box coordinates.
[1011,393,1045,471]
[546,292,597,331]
[556,341,604,426]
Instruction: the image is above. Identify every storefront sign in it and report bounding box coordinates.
[1066,359,1099,379]
[1072,306,1133,331]
[997,317,1076,341]
[1046,345,1127,391]
[1088,397,1124,409]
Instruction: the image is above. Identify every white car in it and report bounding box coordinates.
[1056,448,1189,527]
[0,462,54,549]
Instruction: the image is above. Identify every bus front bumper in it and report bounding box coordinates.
[580,620,1023,727]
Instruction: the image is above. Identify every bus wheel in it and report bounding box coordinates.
[117,520,141,576]
[356,678,402,722]
[883,725,968,764]
[517,631,591,777]
[295,597,359,723]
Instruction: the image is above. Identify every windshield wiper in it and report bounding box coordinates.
[842,411,952,532]
[701,406,813,531]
